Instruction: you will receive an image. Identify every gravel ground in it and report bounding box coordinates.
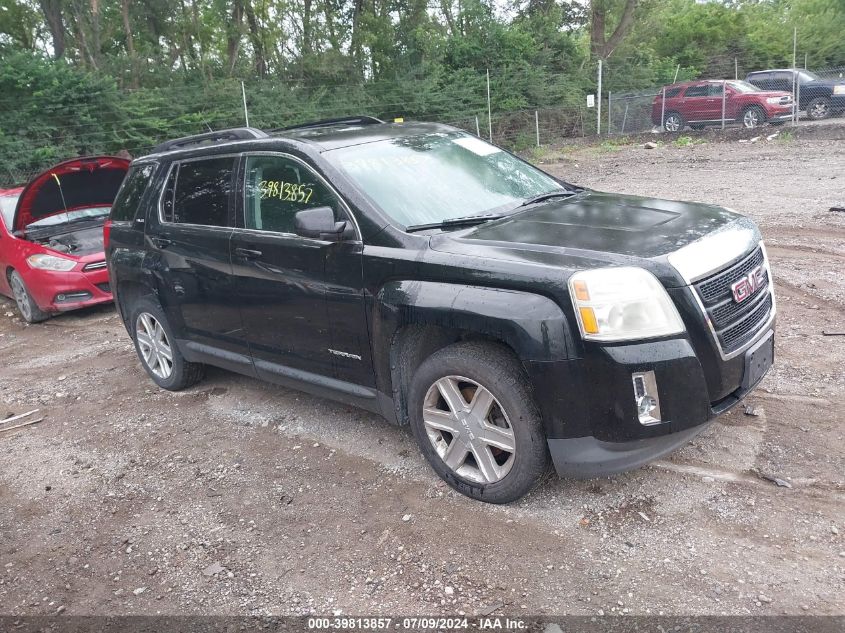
[0,135,843,618]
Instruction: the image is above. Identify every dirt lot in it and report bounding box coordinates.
[0,135,843,618]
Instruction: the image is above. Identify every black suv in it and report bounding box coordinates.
[746,68,845,120]
[106,117,776,503]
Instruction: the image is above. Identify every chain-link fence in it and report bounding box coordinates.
[2,51,844,188]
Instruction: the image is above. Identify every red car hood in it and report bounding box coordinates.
[13,156,130,233]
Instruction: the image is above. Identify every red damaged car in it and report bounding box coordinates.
[652,80,794,131]
[0,156,129,323]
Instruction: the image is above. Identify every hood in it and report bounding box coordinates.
[13,156,130,233]
[429,191,746,284]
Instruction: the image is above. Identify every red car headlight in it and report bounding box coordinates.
[27,254,77,271]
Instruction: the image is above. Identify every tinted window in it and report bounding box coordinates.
[769,73,793,90]
[683,85,708,97]
[111,163,156,222]
[170,157,235,226]
[243,155,342,233]
[160,164,177,222]
[664,87,682,98]
[708,83,724,97]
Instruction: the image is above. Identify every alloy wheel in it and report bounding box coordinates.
[810,101,829,119]
[10,274,32,322]
[664,115,681,132]
[136,312,174,379]
[422,375,515,485]
[743,109,761,128]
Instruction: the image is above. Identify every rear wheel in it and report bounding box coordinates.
[742,106,766,129]
[806,97,832,120]
[130,298,204,390]
[9,270,49,324]
[407,341,550,504]
[663,112,684,132]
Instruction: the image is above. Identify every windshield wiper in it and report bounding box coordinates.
[519,190,579,208]
[405,214,504,233]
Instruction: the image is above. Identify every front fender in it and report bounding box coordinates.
[375,280,573,362]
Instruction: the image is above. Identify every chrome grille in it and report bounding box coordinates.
[83,260,107,272]
[693,246,773,355]
[697,247,765,304]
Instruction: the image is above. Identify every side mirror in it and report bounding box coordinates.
[294,206,351,241]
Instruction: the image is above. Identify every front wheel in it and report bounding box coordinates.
[663,112,684,132]
[407,342,550,504]
[130,299,205,390]
[9,270,49,323]
[742,106,766,129]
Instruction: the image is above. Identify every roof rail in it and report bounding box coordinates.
[151,127,268,154]
[271,116,385,133]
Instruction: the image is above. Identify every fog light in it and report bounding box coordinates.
[54,291,92,304]
[632,371,662,425]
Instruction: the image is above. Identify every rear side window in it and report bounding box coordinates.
[683,85,708,97]
[168,157,235,227]
[111,163,155,222]
[769,72,793,90]
[708,84,724,97]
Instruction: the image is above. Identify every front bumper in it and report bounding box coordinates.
[549,420,715,478]
[24,265,113,313]
[527,326,774,479]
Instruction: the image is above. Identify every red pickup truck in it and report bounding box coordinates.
[652,80,794,131]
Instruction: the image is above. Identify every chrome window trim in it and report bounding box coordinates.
[687,240,777,361]
[156,154,241,228]
[239,151,362,242]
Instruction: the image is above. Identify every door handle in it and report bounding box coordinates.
[235,247,263,259]
[150,237,172,249]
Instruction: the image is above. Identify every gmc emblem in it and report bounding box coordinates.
[731,266,765,303]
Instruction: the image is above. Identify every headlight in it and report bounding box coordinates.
[568,267,685,341]
[833,85,845,95]
[27,254,77,271]
[766,97,784,104]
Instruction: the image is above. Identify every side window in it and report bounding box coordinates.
[243,155,343,234]
[708,83,724,97]
[111,163,155,222]
[770,72,792,91]
[683,85,708,98]
[664,87,682,98]
[170,157,235,227]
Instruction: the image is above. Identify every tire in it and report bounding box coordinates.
[407,341,550,504]
[9,270,49,323]
[742,106,766,129]
[806,97,832,120]
[663,112,684,132]
[129,298,205,391]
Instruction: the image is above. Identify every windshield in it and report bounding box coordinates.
[0,195,18,229]
[27,206,111,229]
[728,81,760,93]
[324,132,566,227]
[799,70,820,82]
